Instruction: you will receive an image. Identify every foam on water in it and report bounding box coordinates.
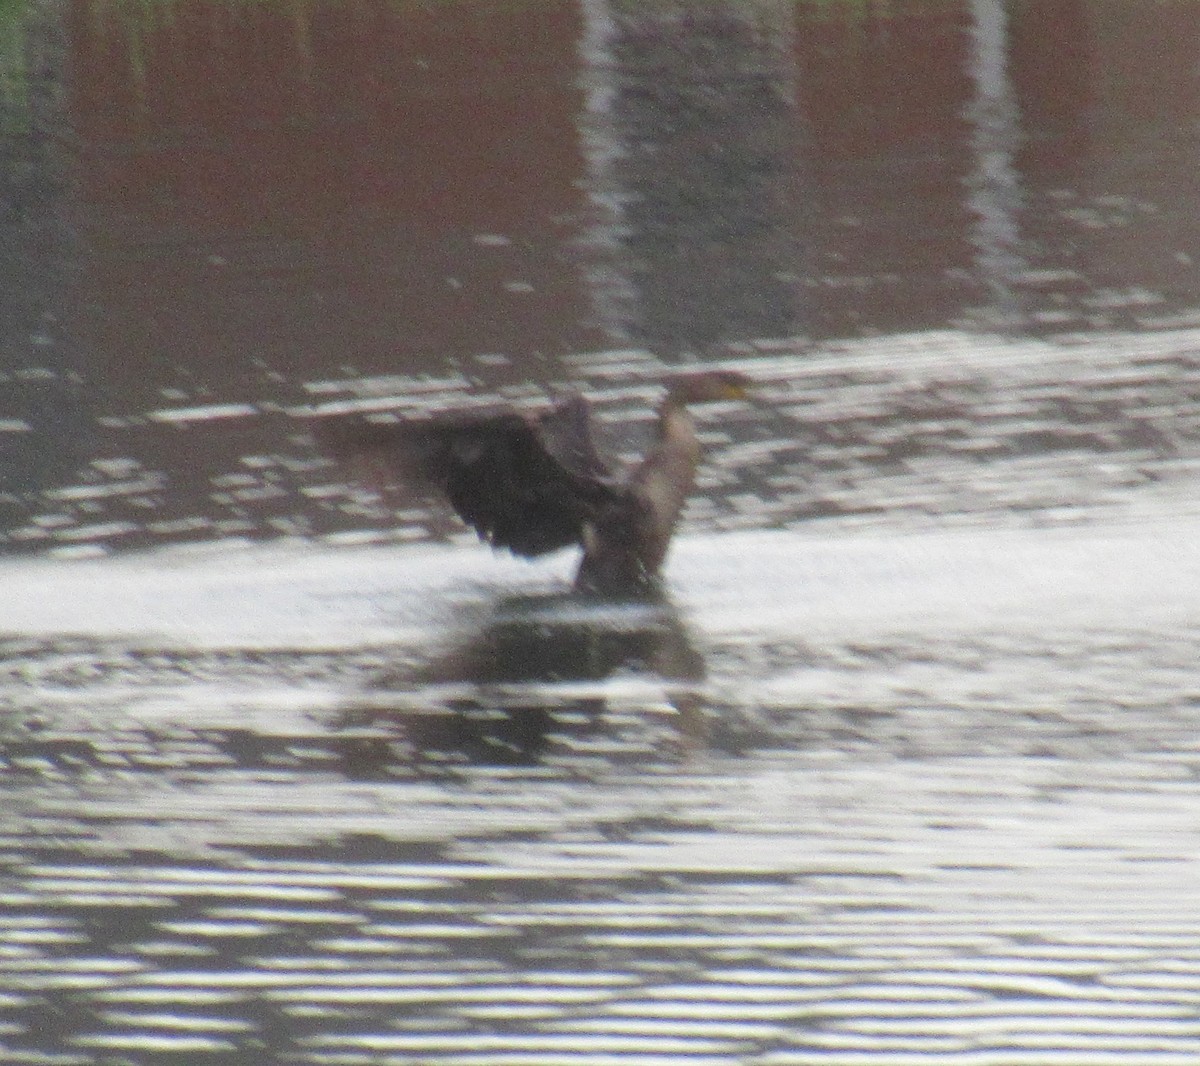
[0,506,1196,651]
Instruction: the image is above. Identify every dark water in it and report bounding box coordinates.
[3,1,1200,1063]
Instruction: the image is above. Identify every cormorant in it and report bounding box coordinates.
[313,368,751,595]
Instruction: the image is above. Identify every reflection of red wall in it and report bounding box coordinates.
[69,0,594,405]
[1010,0,1091,180]
[1085,4,1200,311]
[795,3,975,335]
[1012,0,1200,320]
[801,5,971,158]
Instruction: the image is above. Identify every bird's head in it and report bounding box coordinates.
[665,368,753,405]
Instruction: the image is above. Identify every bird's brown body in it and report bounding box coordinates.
[313,369,750,596]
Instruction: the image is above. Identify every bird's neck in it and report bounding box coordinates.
[654,394,700,449]
[634,397,701,518]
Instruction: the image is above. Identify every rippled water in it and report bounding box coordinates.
[4,1,1200,1061]
[10,326,1200,556]
[2,452,1199,1063]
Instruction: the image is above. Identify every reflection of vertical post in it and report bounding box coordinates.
[576,0,638,345]
[288,0,314,77]
[576,0,800,356]
[965,0,1025,324]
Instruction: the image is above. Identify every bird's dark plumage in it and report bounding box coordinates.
[313,369,751,595]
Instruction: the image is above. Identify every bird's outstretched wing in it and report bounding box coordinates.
[312,394,624,557]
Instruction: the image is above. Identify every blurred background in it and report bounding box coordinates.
[3,0,1199,553]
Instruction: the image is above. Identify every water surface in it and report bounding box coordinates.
[2,506,1200,1064]
[2,1,1200,1063]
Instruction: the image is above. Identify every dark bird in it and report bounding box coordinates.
[312,369,751,596]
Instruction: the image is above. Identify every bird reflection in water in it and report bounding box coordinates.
[332,589,707,775]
